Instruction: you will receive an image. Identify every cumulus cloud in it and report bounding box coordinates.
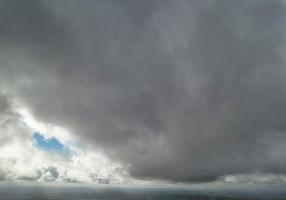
[0,0,286,183]
[0,92,129,183]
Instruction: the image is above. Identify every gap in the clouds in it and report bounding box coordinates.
[32,132,72,157]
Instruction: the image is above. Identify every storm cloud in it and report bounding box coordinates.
[1,0,286,183]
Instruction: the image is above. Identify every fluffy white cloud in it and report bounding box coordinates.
[0,93,131,184]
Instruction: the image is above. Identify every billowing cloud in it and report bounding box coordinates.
[0,93,129,183]
[0,0,286,183]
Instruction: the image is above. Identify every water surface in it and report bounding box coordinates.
[0,182,285,200]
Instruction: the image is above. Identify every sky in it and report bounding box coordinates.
[1,0,286,184]
[32,132,71,156]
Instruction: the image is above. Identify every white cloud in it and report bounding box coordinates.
[221,174,286,184]
[16,106,74,145]
[0,96,132,184]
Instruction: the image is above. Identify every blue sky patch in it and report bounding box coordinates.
[32,132,71,157]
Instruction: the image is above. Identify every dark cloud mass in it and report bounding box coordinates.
[1,0,286,182]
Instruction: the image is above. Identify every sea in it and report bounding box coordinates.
[0,182,285,200]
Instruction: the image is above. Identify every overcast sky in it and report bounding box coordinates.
[1,0,286,184]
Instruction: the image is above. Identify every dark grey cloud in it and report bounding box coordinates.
[1,0,286,182]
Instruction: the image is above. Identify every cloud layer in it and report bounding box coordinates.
[1,0,286,183]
